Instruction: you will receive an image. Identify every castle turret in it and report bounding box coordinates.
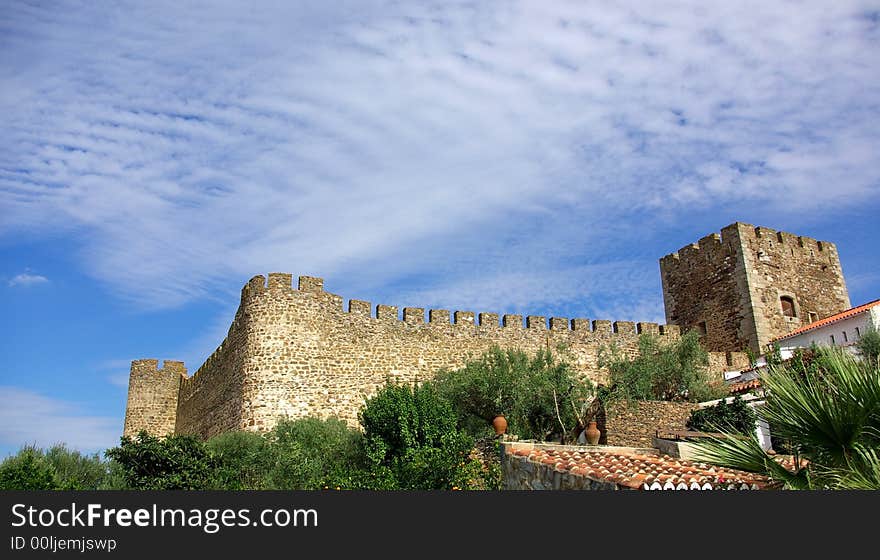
[659,222,851,353]
[122,359,186,437]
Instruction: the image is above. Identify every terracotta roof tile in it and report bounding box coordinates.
[729,378,763,394]
[511,446,771,490]
[772,299,880,342]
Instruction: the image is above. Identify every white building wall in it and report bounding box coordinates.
[777,309,879,353]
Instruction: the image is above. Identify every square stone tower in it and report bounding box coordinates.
[659,222,851,354]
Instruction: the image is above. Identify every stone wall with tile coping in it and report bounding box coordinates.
[500,441,654,490]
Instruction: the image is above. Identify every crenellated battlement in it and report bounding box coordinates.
[659,222,840,282]
[747,224,836,255]
[239,272,682,339]
[129,358,187,377]
[661,228,736,266]
[185,339,228,385]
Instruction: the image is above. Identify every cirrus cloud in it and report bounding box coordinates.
[1,0,878,314]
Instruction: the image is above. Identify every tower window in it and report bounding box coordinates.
[856,327,861,339]
[780,296,797,318]
[842,331,848,343]
[697,321,708,336]
[830,334,836,345]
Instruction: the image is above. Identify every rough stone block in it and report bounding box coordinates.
[503,314,522,328]
[403,307,424,325]
[527,316,546,329]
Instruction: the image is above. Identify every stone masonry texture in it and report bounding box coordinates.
[124,221,838,439]
[600,401,697,448]
[660,222,850,353]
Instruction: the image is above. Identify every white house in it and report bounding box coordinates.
[714,298,879,452]
[771,298,880,356]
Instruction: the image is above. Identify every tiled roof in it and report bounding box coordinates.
[510,447,771,490]
[772,299,880,342]
[729,378,762,394]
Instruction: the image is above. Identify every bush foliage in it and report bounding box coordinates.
[264,417,368,490]
[0,446,59,490]
[359,381,482,490]
[433,347,595,442]
[600,331,726,403]
[106,432,216,490]
[856,325,880,364]
[686,395,757,435]
[0,445,121,490]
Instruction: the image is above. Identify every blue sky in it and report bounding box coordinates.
[1,1,879,457]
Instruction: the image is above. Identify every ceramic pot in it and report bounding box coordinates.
[584,421,600,445]
[492,415,508,435]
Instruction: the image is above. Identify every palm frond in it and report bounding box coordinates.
[690,432,805,489]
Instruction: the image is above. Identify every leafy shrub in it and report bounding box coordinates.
[0,445,121,490]
[206,431,273,490]
[105,431,216,490]
[0,446,59,490]
[43,445,116,490]
[600,331,726,403]
[686,395,757,435]
[856,325,880,364]
[433,347,595,442]
[263,417,368,490]
[359,382,479,490]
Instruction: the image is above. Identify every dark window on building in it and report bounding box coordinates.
[843,331,848,343]
[780,296,796,318]
[856,327,861,339]
[830,334,836,345]
[808,312,818,323]
[697,321,707,336]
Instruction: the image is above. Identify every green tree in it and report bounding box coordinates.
[686,395,757,435]
[206,431,273,490]
[44,445,114,490]
[600,330,726,403]
[359,382,480,490]
[691,347,880,489]
[263,417,369,490]
[433,347,595,442]
[0,446,59,490]
[856,325,880,364]
[105,431,216,490]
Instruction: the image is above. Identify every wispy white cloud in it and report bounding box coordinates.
[7,272,49,287]
[106,374,130,389]
[0,387,120,454]
[93,359,135,388]
[391,260,664,322]
[1,0,878,311]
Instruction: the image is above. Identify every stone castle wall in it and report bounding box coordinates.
[126,273,748,438]
[660,222,850,353]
